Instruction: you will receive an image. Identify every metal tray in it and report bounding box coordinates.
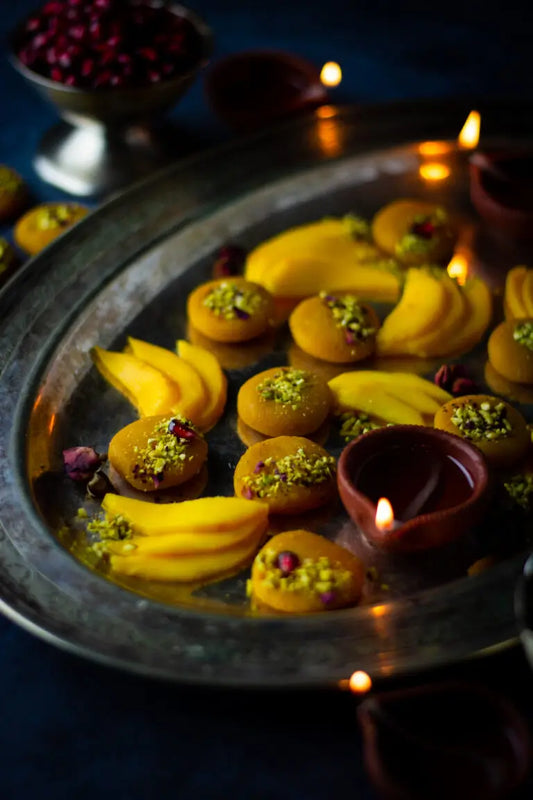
[1,99,532,687]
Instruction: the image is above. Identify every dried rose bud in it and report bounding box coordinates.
[63,446,103,482]
[212,244,247,278]
[434,363,468,393]
[452,376,479,396]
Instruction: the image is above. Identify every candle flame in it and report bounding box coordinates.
[315,104,337,119]
[375,497,395,531]
[418,140,453,157]
[320,61,342,87]
[447,253,469,286]
[419,162,450,182]
[458,110,480,149]
[349,670,373,694]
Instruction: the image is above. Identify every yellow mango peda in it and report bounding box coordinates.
[434,394,530,469]
[289,293,380,363]
[371,199,456,266]
[14,202,88,255]
[249,529,365,613]
[233,436,337,514]
[237,366,332,437]
[108,414,208,492]
[187,277,275,343]
[488,319,533,385]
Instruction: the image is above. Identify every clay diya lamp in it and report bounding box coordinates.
[204,49,328,131]
[469,149,533,239]
[337,425,490,552]
[358,681,532,800]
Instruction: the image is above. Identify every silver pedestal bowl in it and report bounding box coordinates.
[9,3,212,198]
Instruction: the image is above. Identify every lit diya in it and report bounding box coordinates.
[337,425,490,552]
[469,148,533,239]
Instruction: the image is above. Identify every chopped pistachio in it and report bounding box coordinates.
[395,208,449,258]
[35,204,80,230]
[449,399,512,441]
[87,513,132,542]
[0,165,23,194]
[319,292,376,342]
[242,447,336,499]
[203,280,263,320]
[257,367,310,407]
[503,473,533,511]
[131,415,200,486]
[342,213,372,241]
[253,549,352,602]
[513,321,533,351]
[338,411,382,441]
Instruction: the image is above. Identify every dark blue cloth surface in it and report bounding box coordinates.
[1,2,533,799]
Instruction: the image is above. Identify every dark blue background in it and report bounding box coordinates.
[1,2,533,799]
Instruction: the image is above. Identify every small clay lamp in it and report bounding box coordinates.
[337,425,489,553]
[204,50,328,131]
[358,681,531,800]
[469,149,533,239]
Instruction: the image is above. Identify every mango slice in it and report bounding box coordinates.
[446,277,492,356]
[504,266,529,319]
[375,268,449,355]
[110,523,264,582]
[91,346,182,417]
[102,493,268,536]
[245,218,401,302]
[328,370,451,425]
[524,271,533,317]
[107,516,263,556]
[250,529,365,613]
[395,272,467,357]
[126,337,207,422]
[177,339,227,431]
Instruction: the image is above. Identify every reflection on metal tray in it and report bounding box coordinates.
[0,100,531,687]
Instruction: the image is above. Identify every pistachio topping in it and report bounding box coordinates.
[342,213,372,242]
[396,208,449,257]
[503,473,533,511]
[513,321,533,351]
[0,165,23,194]
[242,447,336,499]
[257,367,310,408]
[35,204,81,230]
[253,550,352,603]
[338,411,382,441]
[319,292,376,344]
[203,280,263,320]
[131,415,200,487]
[449,399,512,441]
[87,513,133,557]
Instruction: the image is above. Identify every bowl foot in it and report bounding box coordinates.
[33,120,189,197]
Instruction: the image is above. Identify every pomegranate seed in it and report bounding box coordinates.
[168,419,196,440]
[276,551,300,576]
[50,66,63,81]
[81,58,94,77]
[42,2,65,15]
[411,220,435,238]
[212,245,247,278]
[69,25,86,41]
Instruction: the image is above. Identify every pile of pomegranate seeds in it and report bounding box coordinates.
[15,0,203,90]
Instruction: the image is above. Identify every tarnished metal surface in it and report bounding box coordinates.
[0,101,531,686]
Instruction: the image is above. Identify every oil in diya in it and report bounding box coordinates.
[337,426,490,553]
